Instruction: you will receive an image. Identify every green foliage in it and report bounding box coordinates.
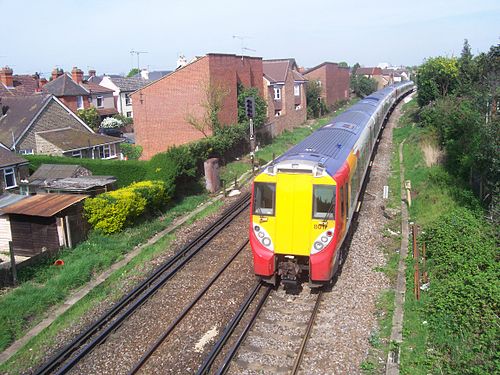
[77,106,100,130]
[416,56,459,106]
[420,209,498,374]
[120,143,143,160]
[351,75,378,98]
[338,61,349,68]
[305,79,328,118]
[237,83,267,127]
[84,180,170,234]
[113,113,133,126]
[127,68,140,77]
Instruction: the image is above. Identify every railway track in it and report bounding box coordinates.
[35,193,250,375]
[197,285,323,375]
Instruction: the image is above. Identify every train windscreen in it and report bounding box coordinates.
[312,185,335,220]
[253,182,276,216]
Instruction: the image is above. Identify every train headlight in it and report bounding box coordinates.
[258,232,264,239]
[254,225,260,232]
[314,241,324,251]
[262,237,271,247]
[321,236,328,243]
[252,222,274,252]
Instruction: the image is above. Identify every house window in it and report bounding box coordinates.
[97,144,116,159]
[96,96,104,108]
[72,150,82,158]
[126,111,132,118]
[273,87,281,100]
[125,93,132,106]
[3,167,17,189]
[19,149,34,155]
[274,110,281,117]
[294,84,300,96]
[77,96,84,109]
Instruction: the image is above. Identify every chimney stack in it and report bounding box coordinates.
[51,67,64,81]
[0,66,14,88]
[71,67,84,84]
[88,69,96,78]
[40,78,48,88]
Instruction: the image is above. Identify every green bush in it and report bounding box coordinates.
[421,208,498,374]
[84,180,171,234]
[120,143,143,160]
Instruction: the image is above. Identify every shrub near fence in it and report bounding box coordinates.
[84,180,170,234]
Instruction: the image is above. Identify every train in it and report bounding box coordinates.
[249,81,414,286]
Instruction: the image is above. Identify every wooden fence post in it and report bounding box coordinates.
[9,241,17,286]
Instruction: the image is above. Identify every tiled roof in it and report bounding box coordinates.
[263,60,290,83]
[28,164,88,182]
[133,70,172,81]
[0,148,28,168]
[292,70,307,82]
[43,73,89,96]
[97,107,119,116]
[0,94,52,148]
[81,82,114,94]
[356,67,382,76]
[0,75,40,97]
[106,77,148,92]
[36,128,123,151]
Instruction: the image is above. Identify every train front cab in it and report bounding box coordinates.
[250,164,352,287]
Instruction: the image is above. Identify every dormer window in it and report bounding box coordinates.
[273,87,281,100]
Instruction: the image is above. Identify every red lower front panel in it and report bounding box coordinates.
[309,241,337,281]
[250,231,275,276]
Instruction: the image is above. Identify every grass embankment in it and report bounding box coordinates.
[394,100,498,374]
[1,107,352,374]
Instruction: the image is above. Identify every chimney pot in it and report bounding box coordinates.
[0,66,14,87]
[71,66,84,84]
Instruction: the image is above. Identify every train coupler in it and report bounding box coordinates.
[277,258,301,286]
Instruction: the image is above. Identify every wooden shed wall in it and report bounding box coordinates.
[10,215,60,257]
[0,215,11,252]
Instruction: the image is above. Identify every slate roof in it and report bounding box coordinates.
[0,75,40,97]
[28,164,89,182]
[40,176,116,192]
[133,70,172,81]
[0,148,29,168]
[43,73,89,96]
[36,128,123,151]
[106,77,148,92]
[0,94,53,148]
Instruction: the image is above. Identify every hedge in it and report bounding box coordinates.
[25,155,149,188]
[421,208,498,374]
[84,180,170,234]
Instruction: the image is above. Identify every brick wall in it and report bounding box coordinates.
[58,95,90,113]
[133,54,264,160]
[304,63,350,109]
[18,100,90,151]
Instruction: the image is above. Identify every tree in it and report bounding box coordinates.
[305,80,327,118]
[237,84,267,127]
[416,56,459,107]
[185,81,230,137]
[127,68,140,78]
[77,106,100,130]
[351,75,378,98]
[338,61,349,68]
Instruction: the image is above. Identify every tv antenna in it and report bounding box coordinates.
[130,50,148,71]
[232,35,256,55]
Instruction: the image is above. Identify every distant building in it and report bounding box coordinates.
[99,76,149,119]
[303,62,350,109]
[131,53,264,159]
[262,58,307,136]
[0,66,45,97]
[355,67,385,89]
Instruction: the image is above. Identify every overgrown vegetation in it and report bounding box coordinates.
[120,143,143,160]
[237,83,267,127]
[305,79,328,118]
[350,62,378,97]
[77,106,100,130]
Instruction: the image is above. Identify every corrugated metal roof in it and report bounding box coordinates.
[1,193,88,217]
[0,193,28,213]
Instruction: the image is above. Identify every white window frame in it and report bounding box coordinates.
[96,95,104,108]
[126,111,132,118]
[76,95,84,109]
[294,84,300,96]
[273,87,281,100]
[3,167,17,189]
[97,144,116,159]
[19,149,34,155]
[125,93,132,106]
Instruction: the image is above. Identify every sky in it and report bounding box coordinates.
[1,0,499,77]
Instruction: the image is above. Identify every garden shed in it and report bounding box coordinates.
[1,194,89,256]
[0,194,28,252]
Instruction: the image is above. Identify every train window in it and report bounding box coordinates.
[312,185,335,220]
[253,182,276,216]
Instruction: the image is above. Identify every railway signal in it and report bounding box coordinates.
[245,96,255,119]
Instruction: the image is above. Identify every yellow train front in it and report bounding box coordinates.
[250,81,414,286]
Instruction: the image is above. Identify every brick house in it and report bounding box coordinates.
[262,59,307,137]
[0,66,45,97]
[303,62,350,109]
[0,148,29,193]
[0,95,122,158]
[132,53,264,160]
[355,67,385,89]
[99,76,148,119]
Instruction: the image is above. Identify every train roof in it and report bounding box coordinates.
[271,81,413,177]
